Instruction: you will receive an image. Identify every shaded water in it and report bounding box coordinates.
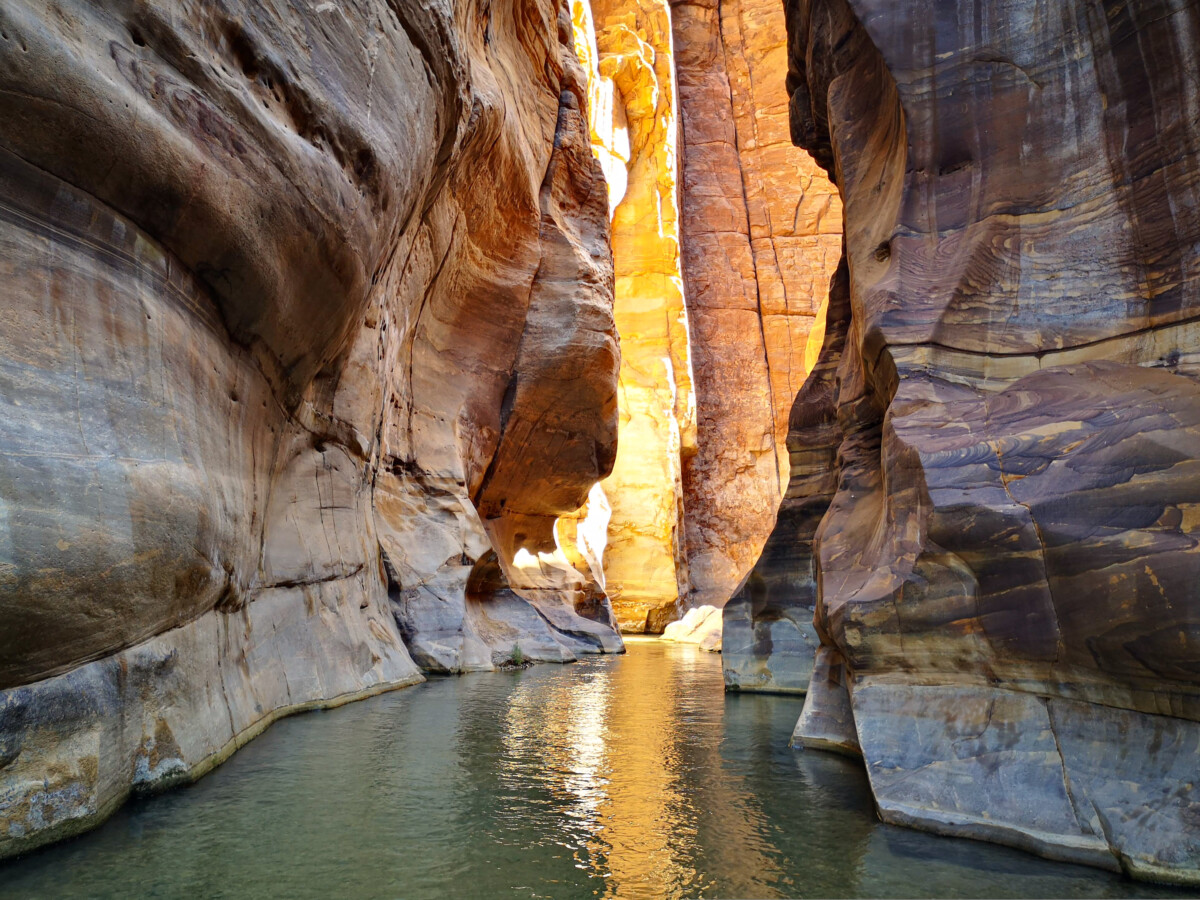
[0,640,1185,899]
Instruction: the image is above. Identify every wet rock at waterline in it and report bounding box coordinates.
[722,257,848,694]
[661,604,722,651]
[767,0,1200,884]
[0,0,621,858]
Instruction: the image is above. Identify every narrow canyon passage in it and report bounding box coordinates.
[2,0,1200,889]
[0,643,1167,900]
[570,0,841,633]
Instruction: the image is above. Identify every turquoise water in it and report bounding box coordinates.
[0,640,1185,899]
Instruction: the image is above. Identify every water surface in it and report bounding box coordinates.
[0,640,1184,899]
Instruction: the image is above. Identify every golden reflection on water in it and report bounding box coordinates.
[499,638,782,899]
[0,638,1164,900]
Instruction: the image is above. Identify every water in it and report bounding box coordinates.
[0,640,1188,899]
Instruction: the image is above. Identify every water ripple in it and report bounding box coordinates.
[0,643,1180,899]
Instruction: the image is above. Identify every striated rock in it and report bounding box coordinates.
[574,0,697,633]
[772,0,1200,883]
[0,0,620,857]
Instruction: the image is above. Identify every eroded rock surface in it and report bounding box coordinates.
[0,0,620,857]
[671,0,841,610]
[661,604,722,651]
[573,0,697,633]
[768,0,1200,883]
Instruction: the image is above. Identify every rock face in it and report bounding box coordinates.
[723,259,847,693]
[0,0,620,858]
[572,0,842,631]
[661,604,722,651]
[763,0,1200,884]
[573,0,698,634]
[671,0,841,611]
[573,0,840,632]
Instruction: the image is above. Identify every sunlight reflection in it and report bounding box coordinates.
[494,642,787,898]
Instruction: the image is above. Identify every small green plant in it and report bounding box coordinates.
[510,643,526,667]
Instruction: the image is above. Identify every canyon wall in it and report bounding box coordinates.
[574,0,839,631]
[0,0,621,858]
[575,0,841,631]
[671,0,841,611]
[573,0,697,633]
[751,0,1200,883]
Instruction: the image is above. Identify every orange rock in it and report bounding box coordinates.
[574,0,698,632]
[671,0,841,609]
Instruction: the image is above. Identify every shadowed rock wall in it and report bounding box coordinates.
[767,0,1200,883]
[722,258,847,692]
[0,0,620,857]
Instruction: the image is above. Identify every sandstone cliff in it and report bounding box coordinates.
[739,0,1200,883]
[672,0,841,611]
[576,0,841,631]
[573,0,698,633]
[0,0,621,857]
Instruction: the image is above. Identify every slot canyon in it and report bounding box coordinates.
[0,0,1198,895]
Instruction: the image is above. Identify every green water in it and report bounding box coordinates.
[0,640,1187,899]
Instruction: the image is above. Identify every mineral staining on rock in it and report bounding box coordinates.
[7,0,1193,885]
[574,0,841,631]
[0,0,622,857]
[742,0,1200,884]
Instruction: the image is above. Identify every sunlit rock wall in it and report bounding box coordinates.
[781,0,1200,883]
[0,0,620,858]
[575,0,841,631]
[573,0,698,634]
[671,0,841,610]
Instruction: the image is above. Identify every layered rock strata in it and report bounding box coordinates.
[0,0,620,858]
[767,0,1200,883]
